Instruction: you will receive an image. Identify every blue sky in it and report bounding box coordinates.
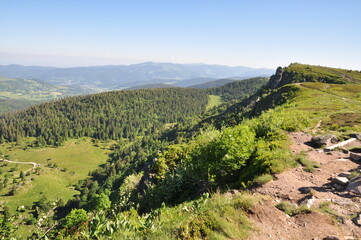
[1,0,360,69]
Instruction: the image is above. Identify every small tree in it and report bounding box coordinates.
[87,193,111,211]
[62,209,87,229]
[19,171,25,181]
[9,185,17,196]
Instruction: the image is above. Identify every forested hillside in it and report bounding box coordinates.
[188,78,241,88]
[207,77,268,101]
[0,88,209,146]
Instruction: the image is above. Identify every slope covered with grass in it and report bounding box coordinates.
[285,63,361,84]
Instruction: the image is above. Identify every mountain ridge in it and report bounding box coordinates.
[0,62,274,89]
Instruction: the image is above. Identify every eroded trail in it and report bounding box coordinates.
[248,132,361,240]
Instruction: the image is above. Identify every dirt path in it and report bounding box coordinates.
[0,159,40,172]
[248,132,361,240]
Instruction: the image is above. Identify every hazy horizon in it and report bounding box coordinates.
[1,0,360,70]
[0,59,275,70]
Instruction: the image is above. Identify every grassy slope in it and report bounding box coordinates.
[284,82,361,132]
[206,95,223,110]
[285,63,361,84]
[0,138,108,209]
[109,192,259,240]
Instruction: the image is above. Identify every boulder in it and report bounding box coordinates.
[350,152,361,161]
[332,177,349,187]
[338,172,352,178]
[323,236,340,240]
[352,213,361,226]
[349,133,361,140]
[346,175,361,195]
[311,134,338,148]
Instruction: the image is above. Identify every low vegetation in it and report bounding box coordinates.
[295,151,320,172]
[284,63,361,84]
[276,201,311,216]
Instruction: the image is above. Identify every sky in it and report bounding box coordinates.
[0,0,360,70]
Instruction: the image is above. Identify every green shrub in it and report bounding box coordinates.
[62,209,88,229]
[276,201,311,216]
[252,174,273,186]
[347,170,360,180]
[87,193,111,211]
[232,193,260,211]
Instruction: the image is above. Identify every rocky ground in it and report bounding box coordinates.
[248,132,361,240]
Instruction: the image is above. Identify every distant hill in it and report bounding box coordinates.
[208,77,269,101]
[0,76,92,114]
[172,77,216,87]
[126,83,174,90]
[0,62,274,89]
[188,78,242,88]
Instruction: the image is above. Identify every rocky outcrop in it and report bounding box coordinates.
[310,134,338,148]
[332,177,349,188]
[350,152,361,161]
[266,67,284,89]
[346,175,361,195]
[265,66,301,89]
[349,133,361,140]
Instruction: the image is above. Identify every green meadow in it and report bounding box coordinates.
[0,138,108,210]
[206,95,223,110]
[281,83,361,132]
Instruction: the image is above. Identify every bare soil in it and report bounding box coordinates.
[248,132,361,240]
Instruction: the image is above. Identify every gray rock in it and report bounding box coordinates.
[352,213,361,226]
[350,152,361,161]
[311,134,338,148]
[323,236,340,240]
[332,177,349,187]
[303,197,315,208]
[266,67,283,89]
[346,175,361,195]
[350,133,361,140]
[338,172,352,178]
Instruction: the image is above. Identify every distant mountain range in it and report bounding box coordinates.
[0,62,274,90]
[188,78,244,88]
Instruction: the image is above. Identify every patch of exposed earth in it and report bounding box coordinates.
[248,132,361,240]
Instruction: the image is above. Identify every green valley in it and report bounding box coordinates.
[0,76,92,115]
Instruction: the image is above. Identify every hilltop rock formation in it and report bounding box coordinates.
[265,66,299,89]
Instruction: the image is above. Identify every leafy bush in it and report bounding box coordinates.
[87,193,111,211]
[195,124,256,184]
[61,209,88,229]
